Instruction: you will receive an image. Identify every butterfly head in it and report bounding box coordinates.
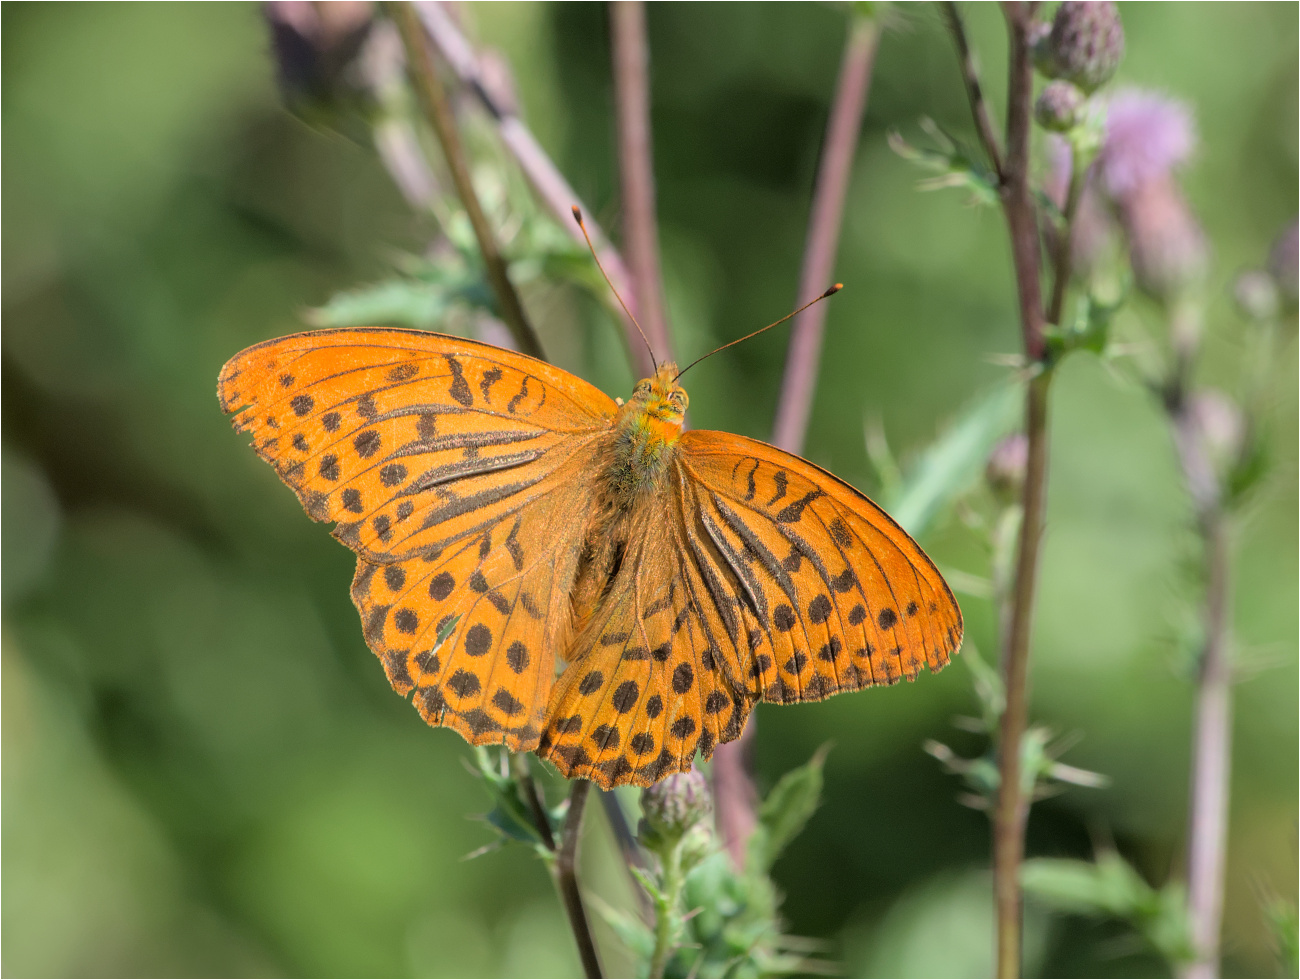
[625,362,689,435]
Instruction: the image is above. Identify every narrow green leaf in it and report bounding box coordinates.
[886,383,1023,535]
[747,745,829,873]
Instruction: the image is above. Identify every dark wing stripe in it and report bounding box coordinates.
[679,518,742,645]
[405,449,547,493]
[417,478,548,531]
[389,427,546,457]
[698,508,767,623]
[710,494,795,612]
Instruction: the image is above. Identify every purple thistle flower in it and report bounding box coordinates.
[1097,90,1197,198]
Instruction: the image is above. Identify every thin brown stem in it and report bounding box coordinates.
[390,1,544,359]
[599,789,648,870]
[512,754,557,851]
[997,4,1045,360]
[611,1,671,376]
[771,14,879,455]
[1046,150,1086,327]
[986,5,1047,977]
[556,780,603,979]
[941,2,1005,180]
[995,370,1050,980]
[411,0,659,371]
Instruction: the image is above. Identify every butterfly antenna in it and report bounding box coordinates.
[571,206,657,372]
[673,283,843,381]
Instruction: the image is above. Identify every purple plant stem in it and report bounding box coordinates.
[712,731,760,870]
[771,15,880,455]
[1166,305,1233,979]
[711,11,883,871]
[391,1,543,358]
[412,0,654,377]
[611,1,672,369]
[1182,513,1232,978]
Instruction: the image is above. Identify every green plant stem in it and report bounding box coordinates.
[1047,145,1087,328]
[649,836,686,980]
[555,780,603,979]
[390,1,544,359]
[512,754,557,850]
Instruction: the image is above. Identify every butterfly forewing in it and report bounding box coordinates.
[677,430,963,697]
[218,328,617,750]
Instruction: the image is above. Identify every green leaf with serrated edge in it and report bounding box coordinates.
[888,124,1000,206]
[589,893,655,962]
[886,382,1023,535]
[1022,854,1194,966]
[747,745,829,874]
[1022,854,1152,917]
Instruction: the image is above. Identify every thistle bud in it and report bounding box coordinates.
[1044,2,1125,93]
[640,771,712,845]
[1035,81,1086,133]
[986,433,1029,505]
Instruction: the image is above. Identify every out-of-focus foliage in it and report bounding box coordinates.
[3,3,1294,977]
[608,750,831,978]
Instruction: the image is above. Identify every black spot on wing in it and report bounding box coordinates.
[445,355,473,406]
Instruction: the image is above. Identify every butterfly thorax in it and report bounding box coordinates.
[603,362,689,506]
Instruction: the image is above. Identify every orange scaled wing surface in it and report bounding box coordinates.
[218,328,616,750]
[672,430,962,701]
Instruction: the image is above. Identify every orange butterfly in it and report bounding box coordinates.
[218,326,962,789]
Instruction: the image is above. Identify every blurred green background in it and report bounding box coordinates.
[3,3,1295,976]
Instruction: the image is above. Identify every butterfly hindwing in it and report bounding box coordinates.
[538,507,752,789]
[351,454,600,750]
